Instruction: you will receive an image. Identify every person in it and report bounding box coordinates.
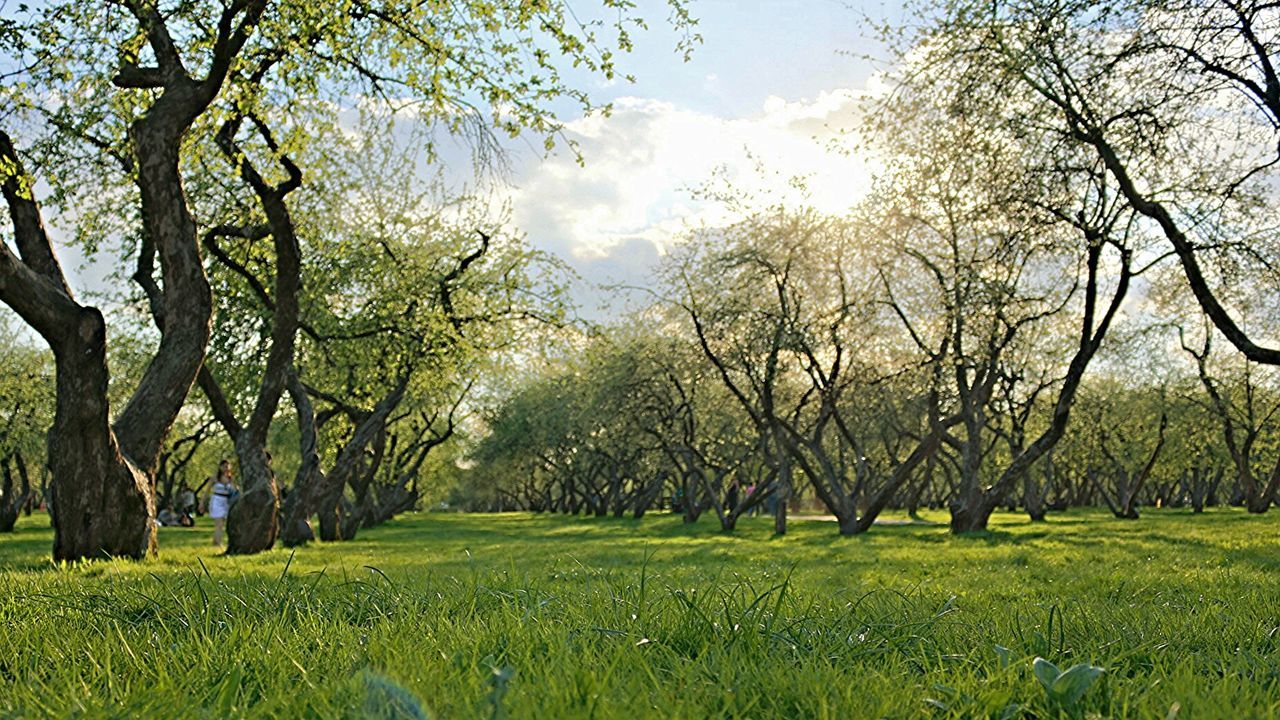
[208,459,238,547]
[157,505,178,527]
[177,483,196,515]
[176,482,197,526]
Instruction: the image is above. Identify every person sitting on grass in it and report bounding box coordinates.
[157,505,178,527]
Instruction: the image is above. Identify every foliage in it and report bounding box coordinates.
[0,314,53,466]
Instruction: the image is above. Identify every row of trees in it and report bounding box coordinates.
[469,0,1280,534]
[466,209,1280,529]
[0,0,695,560]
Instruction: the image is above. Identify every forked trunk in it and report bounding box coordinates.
[837,514,863,536]
[1244,454,1280,513]
[720,512,738,532]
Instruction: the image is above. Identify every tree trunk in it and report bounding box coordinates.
[773,457,789,536]
[0,455,22,532]
[313,377,408,541]
[837,514,862,535]
[280,484,315,546]
[225,439,279,554]
[3,136,160,560]
[632,473,665,520]
[1024,474,1047,522]
[949,487,993,533]
[281,372,322,547]
[1244,454,1280,513]
[49,310,157,559]
[905,468,929,520]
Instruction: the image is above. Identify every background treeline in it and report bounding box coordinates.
[461,0,1280,535]
[457,197,1280,532]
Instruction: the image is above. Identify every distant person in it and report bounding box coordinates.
[176,482,197,526]
[177,483,196,516]
[157,505,178,527]
[208,459,238,547]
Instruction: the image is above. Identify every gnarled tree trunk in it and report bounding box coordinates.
[0,4,266,561]
[49,311,157,558]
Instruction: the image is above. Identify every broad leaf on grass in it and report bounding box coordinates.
[1032,657,1060,690]
[1032,656,1105,707]
[1052,663,1105,705]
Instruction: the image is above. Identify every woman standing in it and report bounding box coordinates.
[208,459,237,547]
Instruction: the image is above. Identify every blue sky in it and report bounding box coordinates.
[581,0,890,115]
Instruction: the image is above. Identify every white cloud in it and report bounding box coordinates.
[506,88,880,273]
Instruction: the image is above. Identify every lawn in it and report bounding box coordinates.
[1,509,1278,719]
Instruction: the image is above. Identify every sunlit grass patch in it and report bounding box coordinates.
[2,509,1278,718]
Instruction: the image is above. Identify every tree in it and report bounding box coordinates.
[195,114,303,554]
[1,1,266,559]
[900,0,1280,365]
[1,0,693,560]
[667,207,943,535]
[268,143,560,544]
[875,10,1150,532]
[0,316,53,531]
[1180,324,1280,512]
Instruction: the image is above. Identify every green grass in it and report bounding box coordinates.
[2,509,1278,719]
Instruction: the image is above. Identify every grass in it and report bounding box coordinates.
[1,508,1278,719]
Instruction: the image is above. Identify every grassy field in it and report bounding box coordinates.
[1,509,1278,719]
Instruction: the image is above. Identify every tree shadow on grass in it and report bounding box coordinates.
[0,524,52,571]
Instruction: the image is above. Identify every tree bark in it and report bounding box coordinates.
[49,308,157,559]
[280,371,322,547]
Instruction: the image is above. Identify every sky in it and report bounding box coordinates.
[488,0,900,317]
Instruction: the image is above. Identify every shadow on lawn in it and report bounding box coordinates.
[0,523,51,570]
[5,508,1278,580]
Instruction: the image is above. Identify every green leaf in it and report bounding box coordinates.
[1031,656,1059,692]
[1051,663,1105,706]
[214,667,241,716]
[1032,657,1105,707]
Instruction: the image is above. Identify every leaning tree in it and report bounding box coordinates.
[1,1,267,559]
[900,0,1280,364]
